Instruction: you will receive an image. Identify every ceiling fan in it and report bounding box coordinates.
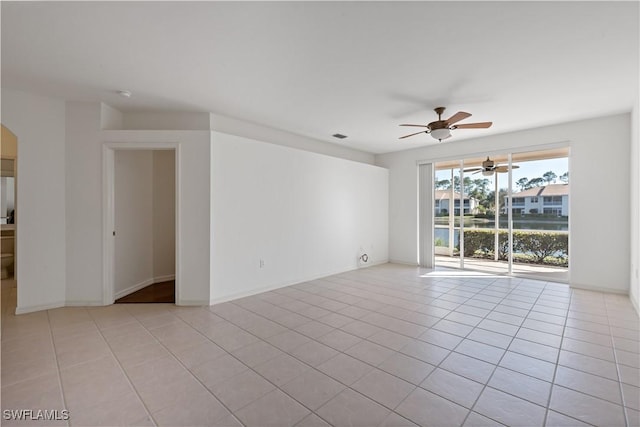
[399,107,492,141]
[464,157,520,176]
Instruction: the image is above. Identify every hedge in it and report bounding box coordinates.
[456,229,568,266]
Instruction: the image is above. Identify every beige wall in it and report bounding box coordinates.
[1,125,18,158]
[152,150,176,279]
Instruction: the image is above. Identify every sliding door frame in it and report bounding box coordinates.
[418,141,571,281]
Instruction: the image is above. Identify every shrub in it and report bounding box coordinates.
[455,229,568,266]
[515,231,568,263]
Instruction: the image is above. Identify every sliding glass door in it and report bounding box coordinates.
[432,147,569,281]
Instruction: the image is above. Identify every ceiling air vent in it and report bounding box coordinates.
[332,133,348,139]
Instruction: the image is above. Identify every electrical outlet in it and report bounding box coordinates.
[259,259,265,268]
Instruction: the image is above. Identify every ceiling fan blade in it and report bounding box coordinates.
[445,111,471,125]
[463,168,482,172]
[399,124,430,128]
[399,130,428,139]
[453,122,493,129]
[494,165,521,173]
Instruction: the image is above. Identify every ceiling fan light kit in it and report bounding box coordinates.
[430,128,451,140]
[399,106,492,142]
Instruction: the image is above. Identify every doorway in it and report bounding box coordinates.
[103,143,179,305]
[428,147,570,282]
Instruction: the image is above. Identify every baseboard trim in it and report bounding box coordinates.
[154,274,176,283]
[210,259,390,306]
[389,259,419,266]
[569,282,629,295]
[114,278,155,300]
[176,299,208,306]
[65,301,105,307]
[15,301,65,315]
[630,293,640,317]
[113,274,176,300]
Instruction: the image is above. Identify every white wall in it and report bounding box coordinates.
[1,89,67,313]
[210,131,388,303]
[376,114,631,294]
[65,102,105,304]
[152,150,175,280]
[630,96,639,313]
[114,150,154,298]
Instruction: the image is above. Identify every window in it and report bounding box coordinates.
[543,196,562,204]
[530,197,538,203]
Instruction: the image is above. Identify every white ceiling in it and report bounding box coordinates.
[2,2,638,154]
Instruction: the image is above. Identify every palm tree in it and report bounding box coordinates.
[559,171,569,183]
[543,171,557,184]
[435,179,451,190]
[527,177,545,188]
[516,177,529,192]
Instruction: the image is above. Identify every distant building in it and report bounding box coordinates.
[434,190,478,215]
[505,184,569,216]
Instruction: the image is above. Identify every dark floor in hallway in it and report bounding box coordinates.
[115,280,175,303]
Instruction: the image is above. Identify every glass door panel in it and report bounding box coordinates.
[460,155,509,274]
[434,164,460,269]
[509,149,569,281]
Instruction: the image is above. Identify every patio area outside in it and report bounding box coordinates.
[435,255,569,283]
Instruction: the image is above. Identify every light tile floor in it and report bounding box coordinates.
[1,264,639,426]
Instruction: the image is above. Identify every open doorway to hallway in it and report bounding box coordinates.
[111,149,176,304]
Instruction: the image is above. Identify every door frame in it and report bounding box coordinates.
[102,142,181,305]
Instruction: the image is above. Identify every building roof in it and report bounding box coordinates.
[513,184,569,197]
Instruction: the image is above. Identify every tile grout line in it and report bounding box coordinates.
[45,309,71,427]
[458,279,557,426]
[201,303,415,426]
[121,305,247,427]
[605,296,632,427]
[539,283,598,427]
[85,307,159,427]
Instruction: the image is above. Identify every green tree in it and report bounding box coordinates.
[435,179,451,190]
[559,171,569,183]
[516,177,529,191]
[473,178,490,196]
[543,171,557,184]
[527,177,545,188]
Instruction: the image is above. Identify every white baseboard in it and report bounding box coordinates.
[569,282,629,294]
[113,275,176,300]
[15,301,65,315]
[209,259,390,306]
[389,259,419,266]
[630,293,640,317]
[65,301,105,307]
[154,274,175,283]
[176,299,209,306]
[114,278,155,300]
